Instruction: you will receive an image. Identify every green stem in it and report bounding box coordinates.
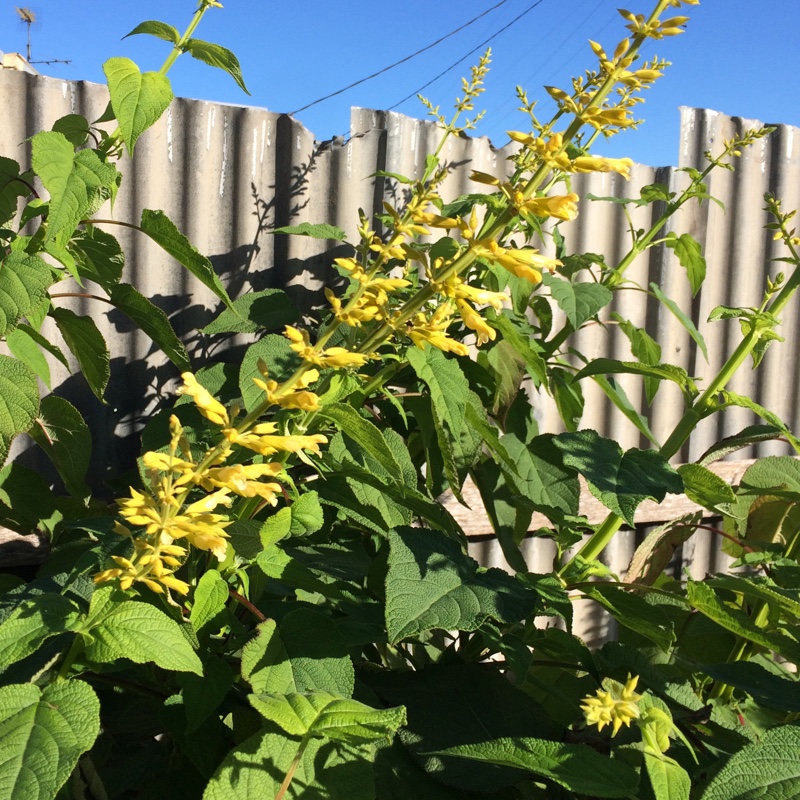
[274,735,310,800]
[158,2,215,76]
[56,634,84,681]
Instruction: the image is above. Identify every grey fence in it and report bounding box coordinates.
[2,70,800,608]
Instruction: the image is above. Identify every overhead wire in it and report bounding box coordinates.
[386,0,549,112]
[289,0,513,116]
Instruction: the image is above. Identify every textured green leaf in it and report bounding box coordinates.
[0,355,39,466]
[645,752,691,800]
[650,282,708,361]
[242,609,354,697]
[613,315,662,403]
[625,513,702,586]
[239,334,298,412]
[103,57,173,156]
[5,326,59,390]
[109,282,191,371]
[543,273,613,328]
[51,114,90,148]
[81,586,202,674]
[677,463,735,512]
[123,19,181,43]
[0,680,100,800]
[51,307,109,402]
[71,226,125,291]
[273,222,347,241]
[201,289,298,334]
[179,656,233,734]
[699,724,800,800]
[139,209,233,308]
[31,133,117,245]
[385,527,536,644]
[0,252,54,337]
[593,375,659,444]
[249,691,405,743]
[554,430,683,526]
[550,367,584,432]
[0,594,78,669]
[665,231,706,297]
[575,358,695,394]
[0,156,30,225]
[28,395,91,498]
[184,38,250,94]
[699,661,800,713]
[437,736,639,797]
[190,569,229,636]
[321,404,404,484]
[290,491,324,536]
[203,727,373,800]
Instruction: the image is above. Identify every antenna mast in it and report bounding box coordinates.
[14,7,71,67]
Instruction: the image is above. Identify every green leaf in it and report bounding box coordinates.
[31,132,117,245]
[239,334,298,412]
[686,581,800,664]
[139,209,233,308]
[593,375,659,444]
[581,584,676,650]
[665,232,706,296]
[320,404,403,484]
[613,315,662,403]
[190,569,229,636]
[5,325,59,389]
[550,368,584,432]
[179,655,233,734]
[248,691,406,743]
[677,463,736,513]
[645,752,691,800]
[70,226,125,291]
[259,508,292,548]
[436,737,639,797]
[542,273,613,328]
[103,57,173,156]
[51,114,90,148]
[489,311,547,385]
[650,281,708,361]
[0,355,39,466]
[80,586,203,674]
[201,289,299,334]
[554,430,683,526]
[109,282,192,372]
[241,609,354,697]
[203,727,374,800]
[575,358,695,397]
[0,252,54,338]
[385,527,536,644]
[699,661,800,713]
[0,594,79,669]
[272,222,348,241]
[0,680,100,800]
[0,157,31,226]
[699,723,800,800]
[625,513,702,586]
[697,425,787,467]
[290,491,324,536]
[183,38,250,94]
[28,395,91,498]
[51,307,110,402]
[123,20,181,44]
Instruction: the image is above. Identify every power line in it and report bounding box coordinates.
[387,0,549,112]
[290,0,513,115]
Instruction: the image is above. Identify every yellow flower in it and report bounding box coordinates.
[472,240,561,284]
[223,422,327,457]
[252,364,322,411]
[581,675,642,736]
[570,156,634,179]
[176,373,229,427]
[407,306,470,357]
[283,325,370,369]
[518,193,579,221]
[199,463,284,504]
[456,299,495,346]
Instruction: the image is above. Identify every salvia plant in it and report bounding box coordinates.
[2,0,800,798]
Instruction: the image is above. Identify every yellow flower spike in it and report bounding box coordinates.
[581,675,642,736]
[519,193,580,222]
[456,284,510,311]
[177,372,229,427]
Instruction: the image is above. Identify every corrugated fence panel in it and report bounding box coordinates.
[3,71,800,611]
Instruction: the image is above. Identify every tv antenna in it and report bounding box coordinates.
[14,7,71,67]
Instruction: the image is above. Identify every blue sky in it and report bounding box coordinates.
[2,0,797,167]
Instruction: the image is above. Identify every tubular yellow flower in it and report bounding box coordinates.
[326,288,384,326]
[407,306,470,357]
[456,299,495,346]
[581,675,642,736]
[199,463,283,504]
[284,325,370,369]
[252,364,322,411]
[519,193,580,221]
[570,156,634,179]
[472,240,561,284]
[176,372,229,427]
[224,423,328,457]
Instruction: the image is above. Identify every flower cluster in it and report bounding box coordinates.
[581,674,643,736]
[93,371,327,595]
